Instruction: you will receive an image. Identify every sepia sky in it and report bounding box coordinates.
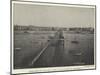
[13,3,95,28]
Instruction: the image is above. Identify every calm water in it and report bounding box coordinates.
[14,31,94,69]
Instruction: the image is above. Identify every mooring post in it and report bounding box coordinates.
[53,30,64,66]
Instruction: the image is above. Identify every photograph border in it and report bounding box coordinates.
[10,0,96,74]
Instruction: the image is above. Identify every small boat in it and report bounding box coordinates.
[24,31,29,33]
[74,53,82,56]
[71,40,79,44]
[15,47,21,51]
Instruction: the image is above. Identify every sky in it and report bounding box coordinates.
[13,3,95,28]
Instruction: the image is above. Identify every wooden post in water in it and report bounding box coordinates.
[53,30,64,66]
